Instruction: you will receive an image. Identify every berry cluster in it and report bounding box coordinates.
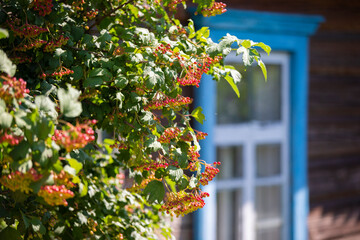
[145,95,192,111]
[53,170,76,188]
[195,131,208,140]
[0,130,24,146]
[201,2,227,17]
[8,22,47,38]
[0,169,42,194]
[85,9,99,20]
[199,162,220,186]
[88,218,98,235]
[154,44,186,64]
[41,66,74,79]
[38,185,74,206]
[135,162,169,172]
[14,39,47,51]
[0,76,30,103]
[128,173,161,193]
[109,141,128,150]
[167,0,186,11]
[44,36,69,52]
[188,146,200,162]
[158,127,181,143]
[160,190,209,217]
[71,0,85,11]
[180,130,208,142]
[10,55,32,64]
[116,173,125,185]
[188,146,200,171]
[52,120,96,152]
[32,0,53,16]
[154,43,172,56]
[177,55,221,87]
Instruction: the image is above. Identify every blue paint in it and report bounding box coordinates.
[194,75,217,240]
[192,8,323,240]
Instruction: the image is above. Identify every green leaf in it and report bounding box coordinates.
[224,75,240,98]
[145,136,163,151]
[35,96,58,119]
[21,211,31,229]
[83,77,103,88]
[32,141,53,167]
[17,160,33,173]
[174,147,189,168]
[257,59,267,81]
[54,48,66,57]
[88,68,112,78]
[144,67,164,89]
[79,179,88,197]
[10,141,30,161]
[189,176,198,189]
[143,180,165,203]
[0,50,16,77]
[188,19,195,38]
[67,158,83,174]
[0,227,22,240]
[165,177,176,192]
[114,76,128,88]
[0,28,9,39]
[77,211,88,225]
[71,66,83,81]
[0,112,13,128]
[167,166,183,182]
[58,85,82,118]
[64,165,76,176]
[191,106,206,124]
[177,177,189,190]
[36,116,54,140]
[31,218,46,234]
[116,92,124,109]
[241,40,252,48]
[229,68,242,84]
[237,47,251,66]
[254,42,272,55]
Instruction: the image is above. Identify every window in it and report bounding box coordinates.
[215,52,290,240]
[192,9,323,240]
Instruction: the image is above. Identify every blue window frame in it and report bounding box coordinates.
[192,9,323,240]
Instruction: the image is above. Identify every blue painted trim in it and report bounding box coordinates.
[192,8,322,240]
[192,9,324,36]
[194,75,217,240]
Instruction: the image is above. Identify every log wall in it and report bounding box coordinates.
[222,0,360,239]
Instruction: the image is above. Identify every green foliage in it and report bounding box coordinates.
[0,0,269,239]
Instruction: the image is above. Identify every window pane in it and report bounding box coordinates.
[217,64,282,124]
[256,144,281,178]
[217,146,243,179]
[255,185,283,240]
[217,189,242,240]
[255,185,282,220]
[256,227,281,240]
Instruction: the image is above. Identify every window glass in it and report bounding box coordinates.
[217,64,282,124]
[255,185,283,240]
[256,144,281,178]
[217,146,243,180]
[217,189,242,240]
[256,185,282,219]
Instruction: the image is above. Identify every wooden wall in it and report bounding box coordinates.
[222,0,360,239]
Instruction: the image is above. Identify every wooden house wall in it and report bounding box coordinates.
[222,0,360,239]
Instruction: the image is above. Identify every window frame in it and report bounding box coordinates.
[192,9,323,240]
[215,52,290,240]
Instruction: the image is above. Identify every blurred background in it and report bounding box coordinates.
[171,1,360,240]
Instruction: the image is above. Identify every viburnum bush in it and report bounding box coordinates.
[0,0,270,239]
